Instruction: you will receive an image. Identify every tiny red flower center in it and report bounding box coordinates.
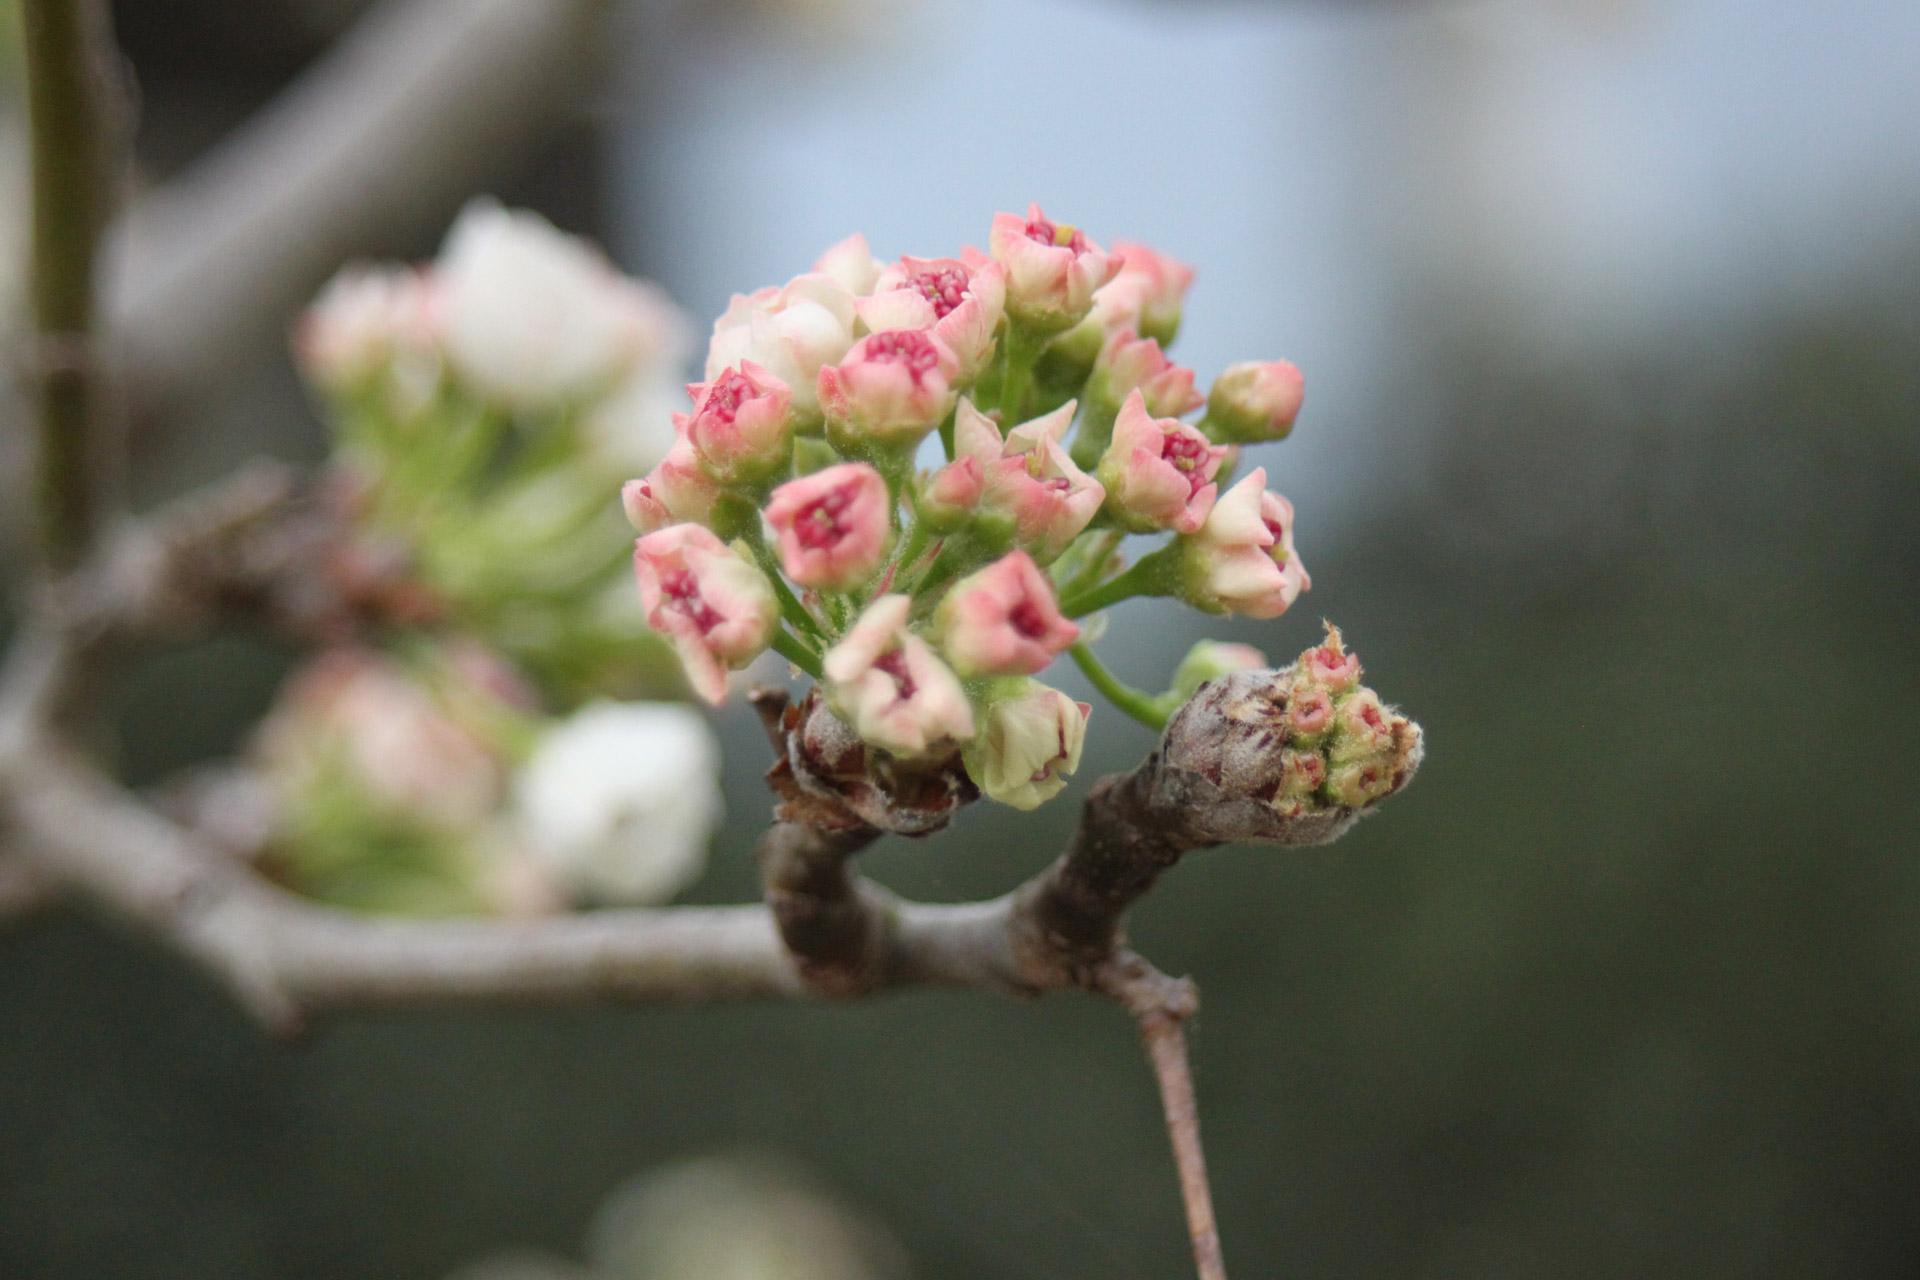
[701,369,755,425]
[1009,599,1050,640]
[1025,215,1088,254]
[910,266,970,319]
[1359,702,1384,729]
[1161,431,1212,497]
[874,647,917,700]
[1290,690,1333,734]
[1263,518,1290,563]
[865,330,941,382]
[660,568,723,634]
[1297,755,1326,785]
[794,485,855,551]
[1312,646,1347,676]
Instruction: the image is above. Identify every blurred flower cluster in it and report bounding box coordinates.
[299,198,693,699]
[233,201,725,915]
[625,205,1314,809]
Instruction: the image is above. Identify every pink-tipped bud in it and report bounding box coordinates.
[1106,239,1195,346]
[633,524,779,705]
[817,328,960,452]
[962,681,1089,810]
[935,551,1080,677]
[1204,360,1305,444]
[705,273,858,420]
[1091,329,1204,419]
[1304,624,1361,692]
[858,256,1008,385]
[954,398,1106,561]
[763,462,893,592]
[1177,467,1311,619]
[918,454,986,533]
[1096,390,1228,535]
[1330,688,1395,761]
[821,595,975,758]
[988,204,1122,333]
[813,232,884,295]
[296,265,440,394]
[1287,686,1335,741]
[682,361,794,484]
[621,436,722,534]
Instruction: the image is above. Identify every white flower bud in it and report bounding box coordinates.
[512,702,722,905]
[437,199,689,410]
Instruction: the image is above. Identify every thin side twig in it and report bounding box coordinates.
[1141,1011,1228,1280]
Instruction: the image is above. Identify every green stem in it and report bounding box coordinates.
[892,516,934,581]
[936,403,958,461]
[742,527,826,642]
[998,324,1047,425]
[1070,643,1172,731]
[1058,529,1124,600]
[771,629,824,680]
[23,0,117,571]
[1059,545,1180,618]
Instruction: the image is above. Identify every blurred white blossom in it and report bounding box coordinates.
[513,701,722,906]
[587,1153,906,1280]
[437,198,689,411]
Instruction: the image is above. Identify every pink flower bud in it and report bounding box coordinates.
[813,232,883,295]
[1204,360,1305,444]
[817,328,960,451]
[763,462,893,592]
[1091,328,1204,418]
[621,436,722,534]
[1325,757,1396,808]
[1304,627,1361,692]
[1177,467,1311,619]
[1331,689,1395,761]
[633,524,779,705]
[1106,239,1195,345]
[987,204,1122,333]
[961,682,1089,810]
[954,398,1106,561]
[1096,390,1228,534]
[682,361,794,484]
[822,595,975,757]
[935,551,1079,677]
[706,273,858,419]
[297,265,440,393]
[918,454,986,532]
[857,256,1008,385]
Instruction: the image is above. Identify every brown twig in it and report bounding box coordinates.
[1139,1009,1228,1280]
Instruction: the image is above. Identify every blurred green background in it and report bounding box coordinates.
[3,1,1918,1277]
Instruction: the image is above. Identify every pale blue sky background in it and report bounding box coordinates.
[611,0,1920,542]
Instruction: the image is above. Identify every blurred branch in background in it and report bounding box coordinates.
[105,0,616,414]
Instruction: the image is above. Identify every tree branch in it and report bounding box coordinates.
[22,0,119,570]
[105,0,617,410]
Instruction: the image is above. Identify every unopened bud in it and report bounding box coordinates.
[1169,639,1268,702]
[1153,628,1423,845]
[1201,360,1304,444]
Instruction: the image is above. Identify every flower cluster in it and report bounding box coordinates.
[625,205,1313,809]
[247,644,723,915]
[273,201,728,916]
[299,199,694,701]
